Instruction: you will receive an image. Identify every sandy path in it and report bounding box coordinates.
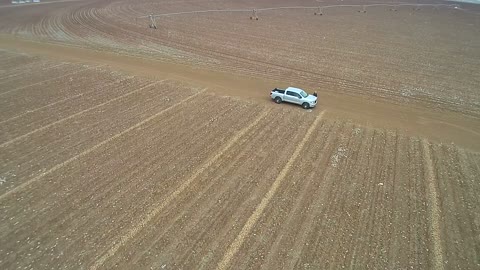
[1,36,479,151]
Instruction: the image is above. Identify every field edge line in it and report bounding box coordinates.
[88,107,272,270]
[0,75,135,125]
[0,64,103,97]
[0,88,206,202]
[215,110,326,270]
[0,80,163,148]
[421,139,445,270]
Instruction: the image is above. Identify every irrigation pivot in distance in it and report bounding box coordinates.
[136,3,474,30]
[389,5,398,12]
[250,9,258,20]
[148,14,157,29]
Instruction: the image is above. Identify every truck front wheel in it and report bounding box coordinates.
[302,102,310,109]
[274,97,282,104]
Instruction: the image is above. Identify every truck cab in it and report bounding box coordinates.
[270,87,317,109]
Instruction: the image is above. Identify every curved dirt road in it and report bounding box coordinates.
[1,35,479,151]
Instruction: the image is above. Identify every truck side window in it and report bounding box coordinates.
[289,92,300,98]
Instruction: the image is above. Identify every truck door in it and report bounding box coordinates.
[285,91,297,104]
[286,91,301,104]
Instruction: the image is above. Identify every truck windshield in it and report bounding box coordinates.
[300,90,308,98]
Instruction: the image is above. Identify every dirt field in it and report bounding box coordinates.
[1,0,480,269]
[1,0,479,115]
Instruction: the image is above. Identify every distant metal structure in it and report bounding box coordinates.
[358,5,367,13]
[137,3,476,30]
[148,14,157,29]
[11,0,41,4]
[250,9,258,20]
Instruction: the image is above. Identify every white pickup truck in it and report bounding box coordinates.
[270,87,317,109]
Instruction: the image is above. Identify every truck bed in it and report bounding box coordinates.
[272,88,285,94]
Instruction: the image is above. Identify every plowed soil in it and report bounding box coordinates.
[0,0,479,269]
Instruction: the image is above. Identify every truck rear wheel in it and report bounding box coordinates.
[274,97,282,104]
[302,102,310,109]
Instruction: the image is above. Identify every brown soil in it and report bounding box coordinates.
[1,36,479,152]
[0,0,479,269]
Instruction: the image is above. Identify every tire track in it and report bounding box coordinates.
[430,145,480,269]
[0,88,205,201]
[0,96,247,267]
[1,79,170,188]
[408,138,429,267]
[312,125,368,268]
[380,131,400,268]
[1,77,144,162]
[127,109,293,268]
[2,94,225,213]
[0,65,121,122]
[386,133,414,269]
[88,107,271,270]
[0,61,62,82]
[260,120,340,269]
[0,75,134,125]
[300,123,363,268]
[345,128,380,269]
[466,152,480,175]
[0,80,158,148]
[0,54,36,69]
[335,128,377,269]
[357,130,388,267]
[367,131,397,268]
[215,110,325,270]
[297,128,376,268]
[0,65,99,97]
[421,139,445,270]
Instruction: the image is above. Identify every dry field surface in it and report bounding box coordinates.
[1,50,479,269]
[1,0,480,269]
[1,0,480,115]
